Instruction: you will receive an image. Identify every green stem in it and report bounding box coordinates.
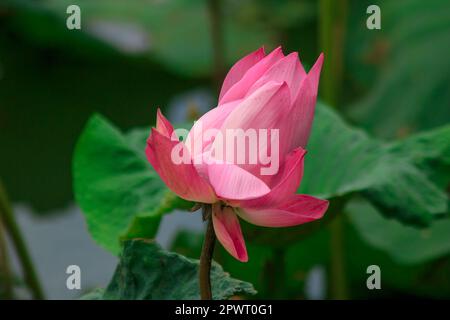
[0,219,14,299]
[264,247,286,299]
[329,215,347,299]
[0,181,45,300]
[319,0,348,108]
[199,204,216,300]
[207,0,225,93]
[319,0,349,299]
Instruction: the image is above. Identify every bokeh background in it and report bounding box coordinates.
[0,0,449,299]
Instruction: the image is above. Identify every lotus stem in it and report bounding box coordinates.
[319,0,349,300]
[199,204,216,300]
[319,0,348,108]
[0,219,14,299]
[0,181,45,300]
[207,0,225,92]
[329,215,348,299]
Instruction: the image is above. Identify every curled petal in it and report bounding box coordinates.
[207,162,270,200]
[219,47,266,102]
[238,194,328,227]
[240,147,306,208]
[146,128,216,203]
[212,203,248,262]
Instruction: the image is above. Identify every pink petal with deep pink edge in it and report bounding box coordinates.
[207,162,270,200]
[212,203,248,262]
[146,128,216,203]
[155,109,174,138]
[237,194,328,227]
[219,47,266,102]
[219,47,284,105]
[239,147,306,209]
[288,53,324,149]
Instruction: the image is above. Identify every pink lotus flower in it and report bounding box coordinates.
[146,47,328,262]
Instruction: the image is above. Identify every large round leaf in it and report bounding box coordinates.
[73,114,190,254]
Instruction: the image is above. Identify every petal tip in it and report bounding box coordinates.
[257,46,266,56]
[155,109,174,138]
[269,45,284,58]
[287,51,299,60]
[212,205,248,262]
[237,254,249,263]
[311,53,324,74]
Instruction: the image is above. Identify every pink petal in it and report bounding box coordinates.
[237,194,328,227]
[220,81,290,131]
[207,162,270,200]
[155,108,174,138]
[219,47,266,102]
[184,99,242,157]
[245,52,307,101]
[219,47,284,105]
[213,81,293,177]
[306,52,324,94]
[288,53,324,149]
[239,147,306,209]
[146,128,216,203]
[212,203,248,262]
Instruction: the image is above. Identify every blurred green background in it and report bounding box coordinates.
[0,0,449,299]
